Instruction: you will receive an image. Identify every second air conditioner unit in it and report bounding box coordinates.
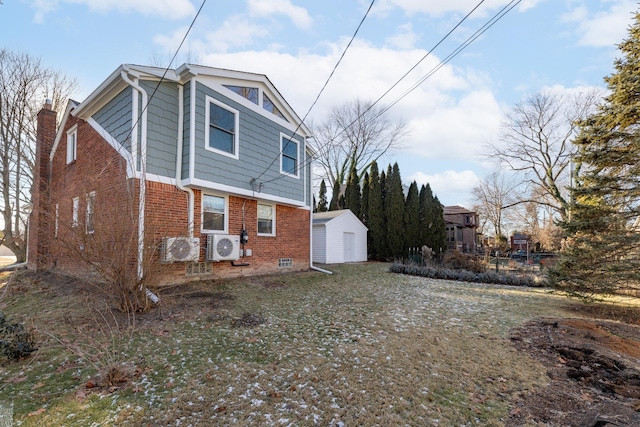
[161,237,201,262]
[207,234,240,261]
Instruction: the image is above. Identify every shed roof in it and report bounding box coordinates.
[312,209,367,230]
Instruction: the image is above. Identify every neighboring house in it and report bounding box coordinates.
[28,64,313,282]
[312,210,367,264]
[443,205,479,253]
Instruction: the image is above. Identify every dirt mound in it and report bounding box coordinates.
[508,318,640,426]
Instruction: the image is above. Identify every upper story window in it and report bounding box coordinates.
[224,85,258,105]
[202,194,227,233]
[205,97,239,159]
[263,93,286,121]
[280,135,299,178]
[257,203,275,236]
[66,125,77,164]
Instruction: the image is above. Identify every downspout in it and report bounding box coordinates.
[176,84,195,237]
[120,71,153,295]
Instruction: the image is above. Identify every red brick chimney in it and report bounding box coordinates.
[28,99,57,270]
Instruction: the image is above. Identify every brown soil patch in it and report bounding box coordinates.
[508,318,640,426]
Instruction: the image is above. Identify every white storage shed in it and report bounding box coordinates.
[312,209,368,264]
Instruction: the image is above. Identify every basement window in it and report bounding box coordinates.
[278,258,292,268]
[186,262,213,276]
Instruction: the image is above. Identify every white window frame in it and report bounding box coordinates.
[86,191,96,234]
[66,125,78,164]
[204,96,239,160]
[201,193,228,233]
[72,197,79,227]
[280,133,300,178]
[257,203,276,236]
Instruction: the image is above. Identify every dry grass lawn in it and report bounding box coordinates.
[0,262,634,426]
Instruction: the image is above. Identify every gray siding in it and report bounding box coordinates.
[93,87,133,152]
[193,82,306,204]
[141,81,179,178]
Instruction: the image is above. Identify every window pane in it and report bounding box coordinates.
[210,104,235,132]
[258,204,273,234]
[210,127,234,153]
[263,94,286,120]
[282,156,296,174]
[203,195,225,231]
[282,139,297,157]
[224,85,258,104]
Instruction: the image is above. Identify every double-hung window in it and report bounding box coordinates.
[86,191,96,234]
[202,194,226,233]
[257,203,275,236]
[72,197,79,227]
[206,97,239,159]
[66,125,77,164]
[280,135,299,178]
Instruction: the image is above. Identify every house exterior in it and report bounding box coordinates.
[443,205,479,253]
[28,64,313,283]
[312,210,367,264]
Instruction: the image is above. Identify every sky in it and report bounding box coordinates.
[1,0,638,207]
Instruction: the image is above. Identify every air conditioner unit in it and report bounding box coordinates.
[207,234,240,261]
[161,237,200,262]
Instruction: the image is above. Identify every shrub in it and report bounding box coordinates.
[389,262,545,287]
[442,251,485,273]
[0,311,37,360]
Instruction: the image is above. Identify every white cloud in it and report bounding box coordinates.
[247,0,313,29]
[408,170,481,207]
[31,0,195,21]
[203,16,270,53]
[565,1,637,47]
[385,23,419,49]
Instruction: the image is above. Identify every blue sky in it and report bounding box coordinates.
[1,0,637,206]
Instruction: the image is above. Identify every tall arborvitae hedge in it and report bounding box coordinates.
[385,163,405,258]
[344,164,361,218]
[367,161,385,260]
[404,181,421,248]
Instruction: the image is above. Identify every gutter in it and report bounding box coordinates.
[120,71,158,302]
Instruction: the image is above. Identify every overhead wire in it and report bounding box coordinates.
[262,0,521,186]
[251,0,376,183]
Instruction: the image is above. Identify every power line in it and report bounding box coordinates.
[251,0,376,183]
[264,0,521,187]
[123,0,207,148]
[261,0,487,186]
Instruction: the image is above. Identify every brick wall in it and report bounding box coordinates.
[34,108,311,283]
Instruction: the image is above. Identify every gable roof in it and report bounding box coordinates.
[313,209,368,230]
[71,63,311,137]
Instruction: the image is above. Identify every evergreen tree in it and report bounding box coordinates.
[418,184,431,247]
[361,171,370,225]
[344,164,361,218]
[367,161,385,260]
[429,195,447,256]
[404,181,421,249]
[317,180,328,212]
[329,180,341,211]
[385,163,405,258]
[551,14,640,297]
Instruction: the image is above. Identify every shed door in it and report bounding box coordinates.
[343,232,355,262]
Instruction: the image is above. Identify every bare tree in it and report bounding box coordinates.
[471,171,518,240]
[311,99,407,188]
[0,49,77,261]
[487,89,601,222]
